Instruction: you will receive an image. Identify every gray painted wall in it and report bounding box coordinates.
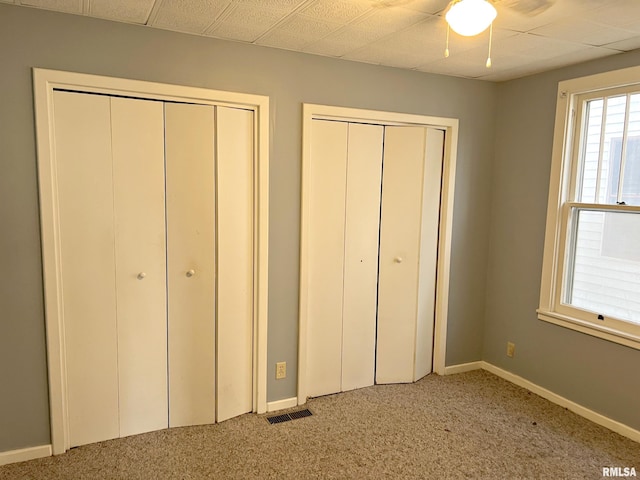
[0,4,495,452]
[486,50,640,431]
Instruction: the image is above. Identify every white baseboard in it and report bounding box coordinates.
[0,444,52,466]
[443,361,483,375]
[267,397,298,413]
[480,361,640,444]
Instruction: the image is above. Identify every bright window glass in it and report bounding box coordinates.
[540,66,640,348]
[566,209,640,325]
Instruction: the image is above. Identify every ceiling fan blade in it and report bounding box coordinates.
[496,0,556,16]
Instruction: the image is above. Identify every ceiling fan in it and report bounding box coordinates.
[442,0,558,66]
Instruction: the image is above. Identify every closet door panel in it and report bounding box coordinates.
[165,103,216,427]
[111,97,168,436]
[216,106,254,422]
[376,126,426,384]
[307,120,348,397]
[53,91,120,447]
[414,128,444,381]
[341,123,383,392]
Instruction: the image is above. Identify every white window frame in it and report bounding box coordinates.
[538,65,640,350]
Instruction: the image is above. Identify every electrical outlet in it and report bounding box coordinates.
[276,361,286,380]
[507,342,515,358]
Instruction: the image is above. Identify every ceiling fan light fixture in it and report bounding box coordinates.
[445,0,497,36]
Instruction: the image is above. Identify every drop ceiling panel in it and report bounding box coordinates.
[151,0,232,34]
[88,0,155,24]
[367,17,443,56]
[530,18,637,47]
[399,0,451,15]
[234,0,305,8]
[352,7,429,35]
[492,33,585,60]
[19,0,81,14]
[303,26,389,57]
[207,4,285,42]
[343,42,441,69]
[492,0,601,33]
[299,0,371,24]
[479,45,620,81]
[581,0,640,32]
[418,57,497,79]
[604,36,640,52]
[261,13,343,42]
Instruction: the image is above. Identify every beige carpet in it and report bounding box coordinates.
[1,370,638,479]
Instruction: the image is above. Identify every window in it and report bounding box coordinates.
[539,66,640,349]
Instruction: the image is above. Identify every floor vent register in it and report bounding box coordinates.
[266,408,313,425]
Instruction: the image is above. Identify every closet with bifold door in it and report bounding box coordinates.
[52,90,254,448]
[306,119,444,398]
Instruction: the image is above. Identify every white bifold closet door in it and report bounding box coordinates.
[52,91,254,448]
[54,91,168,446]
[306,119,444,398]
[165,103,217,428]
[215,106,254,422]
[165,103,254,427]
[376,126,444,384]
[307,120,383,397]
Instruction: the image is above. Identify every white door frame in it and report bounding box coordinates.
[298,104,459,403]
[32,68,269,454]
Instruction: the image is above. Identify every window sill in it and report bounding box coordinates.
[537,309,640,351]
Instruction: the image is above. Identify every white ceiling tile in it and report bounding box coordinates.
[475,64,542,82]
[207,4,285,42]
[397,0,450,15]
[603,36,640,52]
[492,33,584,59]
[254,29,311,50]
[530,18,637,47]
[368,17,443,54]
[151,0,232,33]
[89,0,155,24]
[299,0,371,24]
[19,0,81,14]
[492,0,602,33]
[344,42,441,69]
[581,0,640,32]
[303,26,388,56]
[479,45,622,82]
[529,46,621,70]
[353,6,428,35]
[269,13,343,41]
[303,39,353,57]
[418,59,490,79]
[235,0,304,10]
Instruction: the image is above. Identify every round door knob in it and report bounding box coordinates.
[394,257,403,263]
[137,272,146,280]
[186,269,195,277]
